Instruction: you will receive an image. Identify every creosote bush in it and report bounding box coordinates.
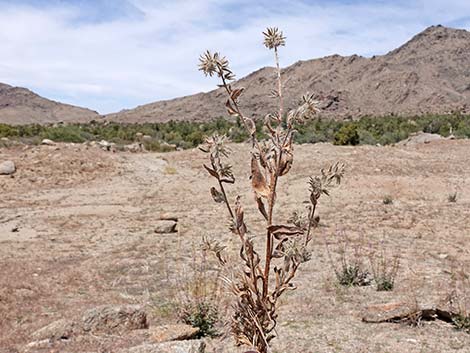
[198,28,344,353]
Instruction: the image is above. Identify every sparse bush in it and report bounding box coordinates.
[447,264,470,333]
[369,244,400,291]
[179,301,219,338]
[198,27,344,353]
[448,192,458,203]
[174,244,222,338]
[326,232,370,287]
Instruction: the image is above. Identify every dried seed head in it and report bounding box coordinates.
[263,27,286,50]
[198,50,235,80]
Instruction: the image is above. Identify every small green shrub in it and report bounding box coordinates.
[179,301,219,338]
[334,123,360,145]
[452,314,470,333]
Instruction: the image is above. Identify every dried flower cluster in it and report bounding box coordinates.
[199,27,344,353]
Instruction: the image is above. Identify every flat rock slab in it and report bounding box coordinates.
[32,319,79,340]
[82,305,148,333]
[120,340,205,353]
[154,220,177,233]
[150,324,200,343]
[363,302,457,323]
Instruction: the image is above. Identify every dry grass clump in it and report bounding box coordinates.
[198,28,344,353]
[369,243,400,291]
[447,264,470,333]
[326,232,371,287]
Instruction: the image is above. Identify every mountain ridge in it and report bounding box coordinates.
[106,25,470,123]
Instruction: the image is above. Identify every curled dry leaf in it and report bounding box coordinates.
[267,224,304,240]
[211,187,225,203]
[226,100,238,116]
[245,117,257,136]
[251,155,270,198]
[231,87,245,102]
[203,164,219,179]
[255,196,268,221]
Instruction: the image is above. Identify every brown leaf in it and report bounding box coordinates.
[278,151,293,176]
[268,224,304,240]
[225,99,238,116]
[231,87,245,101]
[251,155,269,198]
[203,164,219,179]
[244,117,256,136]
[210,187,225,203]
[255,196,268,221]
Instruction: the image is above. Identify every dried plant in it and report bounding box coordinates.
[326,232,371,287]
[198,27,344,353]
[368,242,400,291]
[447,264,470,333]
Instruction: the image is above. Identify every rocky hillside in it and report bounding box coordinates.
[106,25,470,123]
[0,83,99,125]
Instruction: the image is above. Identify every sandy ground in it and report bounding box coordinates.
[1,140,470,353]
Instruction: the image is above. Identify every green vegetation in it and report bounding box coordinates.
[1,113,469,152]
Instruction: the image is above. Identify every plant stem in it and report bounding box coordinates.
[218,179,234,220]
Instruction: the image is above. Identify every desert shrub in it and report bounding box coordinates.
[448,192,458,203]
[2,114,470,150]
[326,233,370,287]
[198,28,344,353]
[334,123,360,145]
[179,301,219,338]
[447,264,470,333]
[369,244,400,291]
[174,244,222,338]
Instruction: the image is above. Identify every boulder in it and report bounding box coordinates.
[150,324,199,343]
[41,139,56,146]
[0,160,16,175]
[120,340,205,353]
[82,305,148,333]
[31,319,78,340]
[154,220,177,233]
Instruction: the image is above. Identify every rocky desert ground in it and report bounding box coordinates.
[1,139,469,353]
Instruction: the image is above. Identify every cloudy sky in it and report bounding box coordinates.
[0,0,469,114]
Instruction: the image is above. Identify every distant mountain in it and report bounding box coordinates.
[0,83,98,125]
[106,25,470,123]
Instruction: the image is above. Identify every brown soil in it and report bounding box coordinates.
[1,140,469,352]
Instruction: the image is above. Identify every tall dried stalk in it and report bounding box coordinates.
[198,27,344,353]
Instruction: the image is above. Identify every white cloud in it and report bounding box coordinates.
[0,0,469,114]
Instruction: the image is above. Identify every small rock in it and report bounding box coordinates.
[82,305,148,333]
[0,160,16,175]
[125,143,145,153]
[154,220,177,233]
[150,324,199,343]
[41,139,56,146]
[32,319,78,340]
[25,339,51,351]
[120,340,205,353]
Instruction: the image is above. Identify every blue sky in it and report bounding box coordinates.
[0,0,469,114]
